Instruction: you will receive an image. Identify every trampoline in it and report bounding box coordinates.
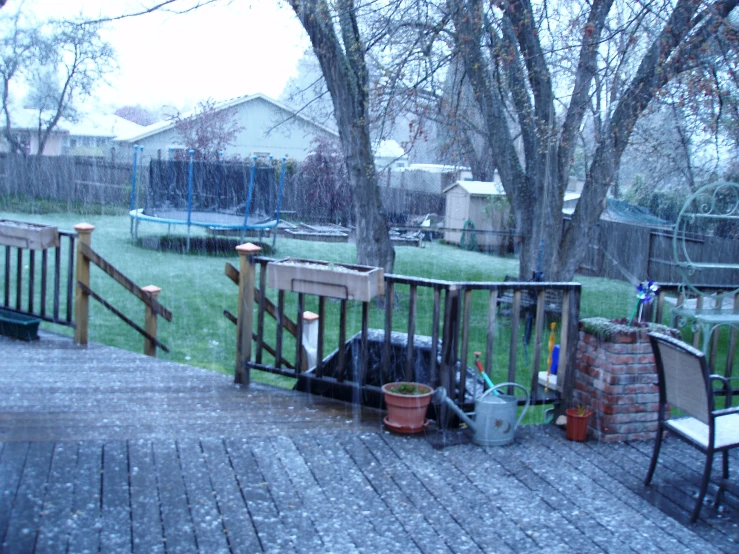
[128,147,287,250]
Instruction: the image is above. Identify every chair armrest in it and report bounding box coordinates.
[710,374,733,408]
[712,406,739,418]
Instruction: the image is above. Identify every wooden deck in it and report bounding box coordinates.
[1,332,737,553]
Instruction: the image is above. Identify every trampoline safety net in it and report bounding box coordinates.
[143,159,277,225]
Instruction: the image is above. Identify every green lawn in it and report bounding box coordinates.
[2,211,638,392]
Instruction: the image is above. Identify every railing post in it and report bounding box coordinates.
[235,242,262,386]
[558,286,581,418]
[302,311,319,371]
[73,223,95,346]
[142,285,161,357]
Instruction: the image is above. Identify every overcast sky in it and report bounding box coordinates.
[24,0,310,112]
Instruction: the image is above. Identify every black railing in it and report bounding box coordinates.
[1,230,75,326]
[228,253,582,413]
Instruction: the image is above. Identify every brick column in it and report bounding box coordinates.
[574,322,675,442]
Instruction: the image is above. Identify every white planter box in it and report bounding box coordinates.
[0,220,59,250]
[268,258,384,302]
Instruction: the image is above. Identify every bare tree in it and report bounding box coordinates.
[288,0,395,272]
[76,0,739,280]
[170,98,244,161]
[442,0,739,280]
[1,7,115,155]
[0,7,39,153]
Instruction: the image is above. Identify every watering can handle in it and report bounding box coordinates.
[488,382,530,429]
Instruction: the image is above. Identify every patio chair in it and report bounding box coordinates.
[645,332,739,523]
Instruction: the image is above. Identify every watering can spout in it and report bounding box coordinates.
[433,387,477,431]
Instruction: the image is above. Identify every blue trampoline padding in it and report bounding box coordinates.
[129,209,277,231]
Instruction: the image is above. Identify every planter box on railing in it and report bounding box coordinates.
[0,219,58,250]
[268,258,384,302]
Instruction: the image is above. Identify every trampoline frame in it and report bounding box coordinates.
[129,148,287,250]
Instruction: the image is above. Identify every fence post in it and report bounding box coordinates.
[142,285,162,357]
[235,242,262,386]
[73,222,95,346]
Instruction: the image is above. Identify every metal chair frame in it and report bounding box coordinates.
[646,332,739,522]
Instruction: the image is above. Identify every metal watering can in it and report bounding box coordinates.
[434,383,530,446]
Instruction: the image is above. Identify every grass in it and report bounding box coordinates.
[0,212,634,371]
[10,209,728,421]
[0,194,127,216]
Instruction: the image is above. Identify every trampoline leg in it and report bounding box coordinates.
[134,217,139,243]
[187,226,191,252]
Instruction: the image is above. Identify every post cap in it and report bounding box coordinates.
[303,311,319,322]
[236,243,262,254]
[142,285,162,295]
[74,222,95,233]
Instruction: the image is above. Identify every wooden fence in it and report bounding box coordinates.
[577,218,739,286]
[0,154,133,206]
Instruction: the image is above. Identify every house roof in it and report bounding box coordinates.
[404,163,470,174]
[375,139,406,158]
[8,108,143,138]
[443,180,506,196]
[116,93,340,143]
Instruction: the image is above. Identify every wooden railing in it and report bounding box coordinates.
[73,223,172,356]
[1,229,76,326]
[229,243,582,413]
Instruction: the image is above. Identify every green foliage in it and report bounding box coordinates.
[388,383,429,395]
[579,317,676,341]
[482,195,510,215]
[460,219,477,251]
[0,194,126,215]
[624,175,687,223]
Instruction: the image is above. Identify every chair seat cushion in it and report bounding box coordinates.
[666,413,739,449]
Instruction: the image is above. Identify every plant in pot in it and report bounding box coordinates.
[565,404,593,442]
[382,382,433,434]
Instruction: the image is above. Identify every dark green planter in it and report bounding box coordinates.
[0,308,40,341]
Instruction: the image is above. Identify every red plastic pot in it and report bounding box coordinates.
[565,408,593,441]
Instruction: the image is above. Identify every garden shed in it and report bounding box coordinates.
[443,180,510,251]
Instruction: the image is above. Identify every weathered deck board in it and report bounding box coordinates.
[100,441,132,553]
[153,440,198,554]
[0,332,737,553]
[128,440,165,554]
[35,442,77,554]
[67,441,102,554]
[2,442,51,553]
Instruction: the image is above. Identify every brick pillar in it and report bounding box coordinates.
[574,323,675,442]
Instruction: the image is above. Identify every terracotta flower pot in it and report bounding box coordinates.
[565,408,592,442]
[382,382,433,434]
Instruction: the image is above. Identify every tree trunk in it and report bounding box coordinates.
[290,0,395,272]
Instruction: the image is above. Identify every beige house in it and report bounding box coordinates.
[1,108,143,157]
[115,93,339,163]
